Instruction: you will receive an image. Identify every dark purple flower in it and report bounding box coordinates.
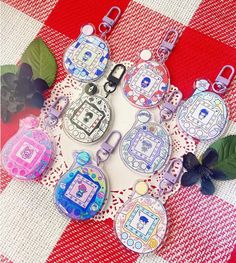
[1,63,48,123]
[181,148,227,195]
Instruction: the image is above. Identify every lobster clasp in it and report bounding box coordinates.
[212,65,235,94]
[96,131,122,166]
[46,96,69,127]
[158,29,179,62]
[158,158,183,195]
[160,90,182,122]
[99,6,121,37]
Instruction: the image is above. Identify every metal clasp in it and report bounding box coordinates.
[96,131,122,165]
[212,65,235,94]
[158,29,179,62]
[160,90,182,122]
[158,158,183,195]
[45,96,69,127]
[104,64,126,98]
[99,6,121,38]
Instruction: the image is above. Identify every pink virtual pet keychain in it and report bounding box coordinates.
[1,96,68,180]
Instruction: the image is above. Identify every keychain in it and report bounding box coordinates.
[45,96,69,127]
[54,131,121,220]
[122,29,179,108]
[1,116,53,180]
[63,64,126,144]
[177,65,235,141]
[1,97,68,180]
[63,7,121,82]
[115,159,183,253]
[120,90,182,175]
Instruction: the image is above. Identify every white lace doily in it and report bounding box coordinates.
[39,61,196,220]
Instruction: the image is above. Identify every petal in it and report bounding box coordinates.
[18,63,33,80]
[16,79,33,96]
[181,170,200,186]
[183,152,200,171]
[33,78,49,93]
[200,176,215,195]
[26,92,44,108]
[1,73,17,90]
[211,169,227,180]
[1,108,10,123]
[202,148,218,168]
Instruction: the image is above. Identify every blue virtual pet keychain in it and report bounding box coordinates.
[54,131,121,220]
[177,65,235,141]
[63,7,121,82]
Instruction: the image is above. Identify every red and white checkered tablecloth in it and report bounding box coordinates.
[0,1,236,263]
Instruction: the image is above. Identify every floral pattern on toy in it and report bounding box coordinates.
[122,60,169,108]
[1,116,52,180]
[63,34,109,82]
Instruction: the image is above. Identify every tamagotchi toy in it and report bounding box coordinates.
[115,159,182,253]
[63,64,126,144]
[122,29,179,108]
[63,7,121,82]
[54,131,121,220]
[177,65,235,141]
[120,110,171,175]
[1,116,53,180]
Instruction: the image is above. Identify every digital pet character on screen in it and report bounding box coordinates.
[125,205,160,242]
[70,101,105,136]
[198,108,209,120]
[65,174,99,209]
[141,77,151,88]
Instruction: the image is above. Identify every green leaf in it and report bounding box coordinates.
[21,38,57,86]
[0,64,18,75]
[209,135,236,180]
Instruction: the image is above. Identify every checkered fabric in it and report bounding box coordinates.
[0,0,236,263]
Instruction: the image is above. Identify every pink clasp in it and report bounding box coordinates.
[160,90,182,121]
[96,131,122,166]
[98,6,121,38]
[158,158,183,195]
[158,29,179,62]
[46,96,69,127]
[212,65,235,94]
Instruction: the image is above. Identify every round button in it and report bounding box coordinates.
[135,241,142,249]
[135,181,149,195]
[19,170,26,176]
[127,239,134,246]
[85,83,97,95]
[121,232,128,240]
[76,152,91,166]
[12,168,18,175]
[137,110,151,123]
[140,49,152,61]
[81,24,94,36]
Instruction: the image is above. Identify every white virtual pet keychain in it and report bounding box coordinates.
[177,65,235,141]
[115,159,183,253]
[63,64,126,144]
